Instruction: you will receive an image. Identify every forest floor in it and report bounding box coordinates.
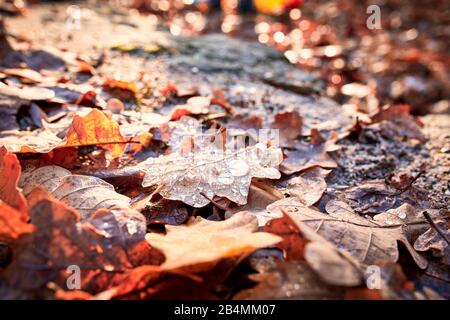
[0,1,448,300]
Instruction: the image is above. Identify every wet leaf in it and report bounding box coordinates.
[225,179,284,227]
[140,142,283,207]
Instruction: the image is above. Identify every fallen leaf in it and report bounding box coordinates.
[277,167,331,206]
[225,179,284,227]
[0,109,129,157]
[234,260,346,299]
[140,142,283,207]
[65,109,128,157]
[96,266,210,300]
[19,166,130,219]
[0,201,34,243]
[271,111,303,147]
[169,96,211,121]
[0,82,55,100]
[0,146,27,219]
[267,197,428,268]
[146,211,281,270]
[341,82,372,98]
[0,189,158,298]
[0,68,44,83]
[414,218,450,265]
[326,181,430,216]
[103,79,139,94]
[265,213,363,286]
[280,138,339,175]
[371,104,411,123]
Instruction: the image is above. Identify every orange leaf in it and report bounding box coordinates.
[0,146,28,220]
[0,200,34,243]
[64,109,128,157]
[103,79,139,94]
[264,213,309,261]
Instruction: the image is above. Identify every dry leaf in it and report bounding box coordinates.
[96,266,211,300]
[265,213,363,286]
[414,218,450,265]
[0,201,34,243]
[145,211,281,270]
[267,197,428,268]
[271,111,303,147]
[280,138,339,175]
[0,109,128,157]
[0,189,158,298]
[234,261,347,299]
[169,96,211,121]
[0,82,55,100]
[103,79,139,94]
[277,167,331,206]
[0,146,28,219]
[0,68,44,83]
[65,109,127,157]
[19,166,130,219]
[326,181,430,216]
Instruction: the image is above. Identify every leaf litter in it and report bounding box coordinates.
[0,1,448,300]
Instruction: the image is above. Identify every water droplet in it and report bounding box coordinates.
[239,185,248,196]
[227,159,250,177]
[217,172,234,185]
[126,221,138,235]
[260,167,280,178]
[104,264,114,272]
[397,211,406,219]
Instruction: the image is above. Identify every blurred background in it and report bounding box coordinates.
[1,0,449,115]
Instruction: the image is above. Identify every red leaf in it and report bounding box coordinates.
[0,146,28,220]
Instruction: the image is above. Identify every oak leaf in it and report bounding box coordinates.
[64,109,127,157]
[280,136,339,175]
[140,142,283,207]
[277,167,331,206]
[0,189,158,299]
[265,213,363,286]
[267,197,428,268]
[19,165,130,219]
[0,201,34,243]
[0,109,128,157]
[145,211,281,270]
[0,146,27,219]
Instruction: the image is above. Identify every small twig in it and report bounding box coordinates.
[422,211,450,246]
